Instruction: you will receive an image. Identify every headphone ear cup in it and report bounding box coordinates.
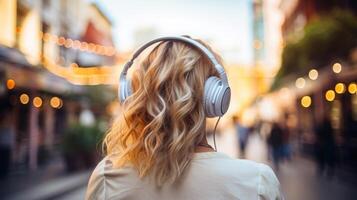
[204,77,231,117]
[204,77,221,117]
[119,79,132,103]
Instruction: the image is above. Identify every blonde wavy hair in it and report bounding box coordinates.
[104,38,222,186]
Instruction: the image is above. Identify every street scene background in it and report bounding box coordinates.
[0,0,357,199]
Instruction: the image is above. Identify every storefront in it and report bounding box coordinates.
[0,45,83,174]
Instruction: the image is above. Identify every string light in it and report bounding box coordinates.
[335,83,346,94]
[50,97,62,108]
[73,40,81,49]
[58,37,66,46]
[70,63,79,68]
[332,63,342,73]
[33,97,43,108]
[20,94,29,104]
[6,79,16,90]
[308,69,318,80]
[16,28,122,85]
[88,43,96,51]
[50,34,58,43]
[42,56,119,85]
[301,96,312,108]
[325,90,335,102]
[43,33,51,42]
[295,77,305,89]
[16,93,64,108]
[80,42,88,51]
[65,39,73,48]
[348,82,357,94]
[40,32,116,57]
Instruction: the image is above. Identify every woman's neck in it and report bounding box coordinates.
[195,137,215,152]
[194,145,215,153]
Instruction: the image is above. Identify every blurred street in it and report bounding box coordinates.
[213,126,357,200]
[55,187,87,200]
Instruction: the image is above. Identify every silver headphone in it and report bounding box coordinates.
[119,36,231,118]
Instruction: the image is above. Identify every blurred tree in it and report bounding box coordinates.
[65,85,115,106]
[62,122,104,171]
[84,85,116,106]
[272,10,357,90]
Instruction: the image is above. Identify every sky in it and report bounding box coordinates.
[95,0,254,65]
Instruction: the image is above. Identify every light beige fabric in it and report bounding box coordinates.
[86,152,283,200]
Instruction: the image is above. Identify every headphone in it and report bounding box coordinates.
[119,36,231,118]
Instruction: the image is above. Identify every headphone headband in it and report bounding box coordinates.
[119,36,231,118]
[120,36,228,83]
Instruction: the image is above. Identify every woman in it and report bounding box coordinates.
[86,36,282,200]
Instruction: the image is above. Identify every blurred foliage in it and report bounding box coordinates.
[83,85,116,106]
[272,10,357,90]
[65,85,116,106]
[61,122,105,171]
[62,122,104,154]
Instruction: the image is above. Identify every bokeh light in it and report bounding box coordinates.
[33,97,43,108]
[295,77,305,88]
[348,82,357,94]
[6,79,16,90]
[332,62,342,73]
[19,93,30,104]
[50,97,62,108]
[70,63,79,68]
[308,69,318,80]
[335,83,346,94]
[301,96,312,108]
[325,90,336,102]
[58,36,66,46]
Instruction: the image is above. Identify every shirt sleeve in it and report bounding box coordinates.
[85,159,107,200]
[258,164,284,200]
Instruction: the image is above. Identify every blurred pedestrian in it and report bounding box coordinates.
[268,122,283,170]
[233,115,250,158]
[281,114,292,161]
[86,37,283,200]
[0,110,15,179]
[315,116,336,177]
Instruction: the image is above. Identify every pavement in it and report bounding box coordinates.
[277,157,357,200]
[4,170,90,200]
[54,185,87,200]
[0,154,91,200]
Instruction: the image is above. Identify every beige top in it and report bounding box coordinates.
[86,152,283,200]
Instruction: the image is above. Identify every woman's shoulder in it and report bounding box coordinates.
[255,163,283,199]
[224,158,283,199]
[192,152,283,199]
[85,155,135,200]
[85,158,108,199]
[193,152,270,174]
[88,154,134,177]
[231,160,283,200]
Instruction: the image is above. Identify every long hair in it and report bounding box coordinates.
[104,38,222,186]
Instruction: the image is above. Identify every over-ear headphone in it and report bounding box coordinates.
[119,36,231,118]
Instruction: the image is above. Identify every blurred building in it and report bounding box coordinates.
[255,0,357,170]
[226,0,284,117]
[280,0,357,39]
[253,0,265,67]
[0,0,115,175]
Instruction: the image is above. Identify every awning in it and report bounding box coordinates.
[0,46,83,94]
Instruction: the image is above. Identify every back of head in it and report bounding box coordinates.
[104,39,222,186]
